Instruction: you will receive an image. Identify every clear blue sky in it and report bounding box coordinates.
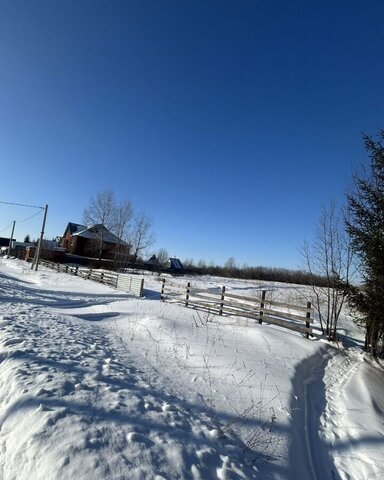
[1,1,383,268]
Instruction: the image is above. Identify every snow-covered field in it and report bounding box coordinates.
[0,258,383,479]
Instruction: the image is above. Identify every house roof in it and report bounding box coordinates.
[73,224,128,246]
[169,258,183,270]
[64,222,87,236]
[145,255,159,265]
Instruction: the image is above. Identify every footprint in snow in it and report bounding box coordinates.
[36,388,54,397]
[2,338,24,347]
[126,432,154,447]
[161,402,176,412]
[0,320,13,327]
[57,380,75,396]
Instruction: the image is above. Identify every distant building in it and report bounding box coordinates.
[168,258,184,274]
[25,240,65,263]
[144,255,161,271]
[0,236,15,250]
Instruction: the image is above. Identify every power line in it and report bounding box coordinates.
[0,211,41,237]
[0,200,44,209]
[0,221,14,234]
[17,209,43,223]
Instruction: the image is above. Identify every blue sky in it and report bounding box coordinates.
[1,1,383,268]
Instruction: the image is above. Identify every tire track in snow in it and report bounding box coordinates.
[321,350,384,479]
[288,346,341,480]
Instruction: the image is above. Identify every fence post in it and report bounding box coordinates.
[65,265,68,274]
[259,290,266,324]
[306,302,311,339]
[219,286,225,315]
[160,278,165,301]
[75,267,78,276]
[185,282,191,307]
[100,272,104,283]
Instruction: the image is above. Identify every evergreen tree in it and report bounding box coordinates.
[24,234,31,243]
[346,130,384,356]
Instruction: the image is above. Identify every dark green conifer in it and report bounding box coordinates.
[346,130,384,356]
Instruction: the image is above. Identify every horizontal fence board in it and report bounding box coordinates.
[220,297,260,310]
[188,291,222,303]
[185,301,222,314]
[220,291,263,303]
[162,297,186,304]
[265,298,314,313]
[188,286,222,295]
[188,289,222,300]
[256,315,312,334]
[189,299,221,309]
[161,297,185,304]
[260,307,313,323]
[163,286,186,295]
[162,292,185,300]
[221,308,257,318]
[160,281,183,291]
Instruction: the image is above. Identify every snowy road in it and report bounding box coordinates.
[321,350,384,480]
[1,258,383,479]
[0,264,258,479]
[288,347,341,480]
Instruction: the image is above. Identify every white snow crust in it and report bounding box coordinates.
[0,258,383,479]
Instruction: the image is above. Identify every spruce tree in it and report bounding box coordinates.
[346,130,384,356]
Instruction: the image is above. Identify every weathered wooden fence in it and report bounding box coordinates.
[40,260,144,296]
[160,279,313,337]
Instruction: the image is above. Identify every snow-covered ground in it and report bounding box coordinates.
[0,258,383,479]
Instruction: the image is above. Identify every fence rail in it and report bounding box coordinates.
[40,260,143,296]
[160,279,313,337]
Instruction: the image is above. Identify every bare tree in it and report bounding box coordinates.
[112,199,134,269]
[197,259,207,270]
[112,199,133,240]
[156,248,169,268]
[183,258,195,269]
[301,202,355,339]
[131,213,155,265]
[83,189,115,229]
[224,256,237,277]
[83,190,116,260]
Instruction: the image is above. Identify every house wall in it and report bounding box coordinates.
[66,236,118,260]
[61,230,73,251]
[60,225,129,261]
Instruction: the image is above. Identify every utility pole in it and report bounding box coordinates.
[33,204,48,271]
[7,221,15,258]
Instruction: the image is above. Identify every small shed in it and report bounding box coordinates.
[168,258,184,274]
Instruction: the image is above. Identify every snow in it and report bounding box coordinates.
[0,258,383,479]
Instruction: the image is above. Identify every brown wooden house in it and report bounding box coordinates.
[61,222,129,260]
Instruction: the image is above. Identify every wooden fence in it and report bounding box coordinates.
[160,279,313,337]
[39,260,144,296]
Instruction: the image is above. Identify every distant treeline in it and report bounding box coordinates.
[183,261,328,287]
